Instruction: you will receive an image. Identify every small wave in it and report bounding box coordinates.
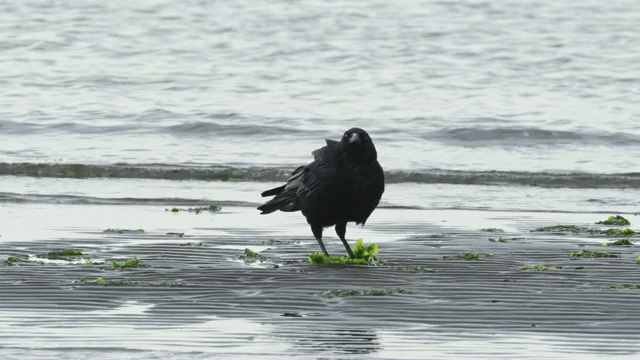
[1,162,640,189]
[166,121,317,137]
[425,127,640,146]
[0,117,321,138]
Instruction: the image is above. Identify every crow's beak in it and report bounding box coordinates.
[348,133,362,144]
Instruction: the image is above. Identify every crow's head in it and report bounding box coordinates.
[340,127,377,159]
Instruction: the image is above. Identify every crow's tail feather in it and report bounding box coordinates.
[261,185,286,197]
[258,188,299,214]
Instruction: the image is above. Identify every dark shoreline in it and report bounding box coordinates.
[2,162,640,188]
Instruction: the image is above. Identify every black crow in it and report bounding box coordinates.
[258,128,385,258]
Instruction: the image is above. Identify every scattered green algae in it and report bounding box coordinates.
[179,242,204,247]
[591,228,636,236]
[79,278,182,287]
[489,237,525,243]
[609,283,640,290]
[602,239,634,247]
[597,215,631,226]
[481,228,503,233]
[3,255,24,266]
[308,239,384,266]
[443,252,493,261]
[36,249,83,261]
[410,266,435,273]
[240,248,269,263]
[167,204,221,214]
[83,260,104,265]
[522,264,559,271]
[110,257,147,269]
[259,239,300,246]
[104,228,145,234]
[322,288,409,298]
[533,225,580,233]
[570,249,620,259]
[166,232,185,237]
[636,256,640,265]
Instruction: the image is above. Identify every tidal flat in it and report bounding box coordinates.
[1,179,640,359]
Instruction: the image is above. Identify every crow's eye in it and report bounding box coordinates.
[364,136,369,141]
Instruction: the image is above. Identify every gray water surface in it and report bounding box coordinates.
[1,0,639,171]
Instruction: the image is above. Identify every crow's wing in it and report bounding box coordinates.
[292,139,338,197]
[257,140,338,214]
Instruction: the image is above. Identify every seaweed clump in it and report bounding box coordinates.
[443,252,493,261]
[609,283,640,290]
[522,264,559,271]
[110,257,147,269]
[590,228,636,236]
[488,237,523,243]
[168,204,221,214]
[308,239,384,266]
[322,288,409,298]
[36,249,84,261]
[104,228,145,234]
[79,278,182,287]
[602,239,634,247]
[532,225,580,234]
[570,249,620,259]
[240,248,269,263]
[410,266,435,273]
[481,228,503,233]
[597,216,631,226]
[3,255,27,266]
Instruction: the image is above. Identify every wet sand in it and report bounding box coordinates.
[1,200,640,359]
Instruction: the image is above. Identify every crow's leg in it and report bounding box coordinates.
[311,224,330,256]
[335,223,355,259]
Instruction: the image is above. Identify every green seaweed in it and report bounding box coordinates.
[82,278,182,287]
[602,239,634,247]
[443,252,493,261]
[481,228,503,233]
[592,228,636,236]
[167,204,221,214]
[636,256,640,265]
[533,225,580,233]
[3,255,24,266]
[570,249,620,259]
[239,248,268,263]
[308,239,384,266]
[597,215,631,226]
[522,264,559,271]
[322,288,409,298]
[36,249,83,261]
[179,242,204,247]
[609,283,640,290]
[259,239,300,245]
[110,257,146,269]
[410,266,435,273]
[104,228,145,234]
